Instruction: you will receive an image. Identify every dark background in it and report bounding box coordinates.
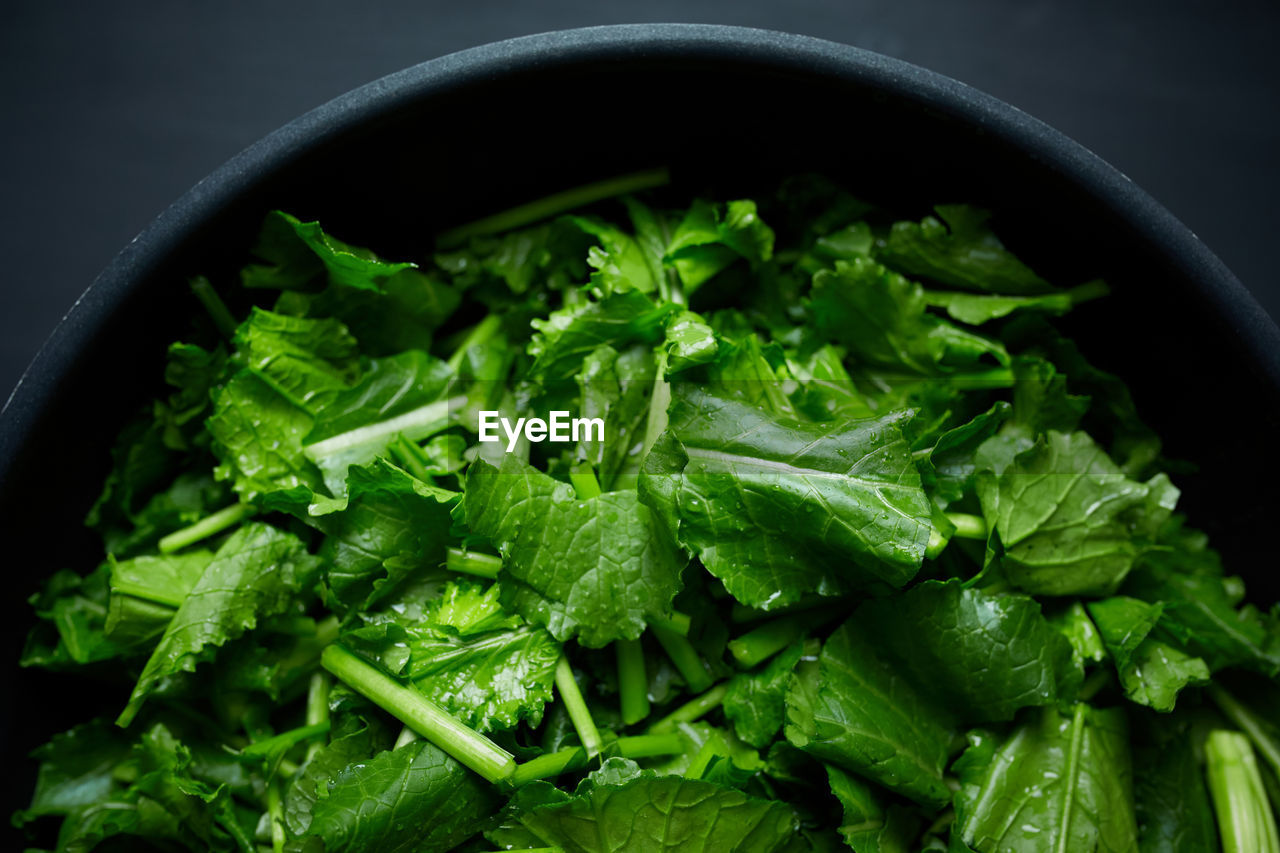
[2,2,1279,401]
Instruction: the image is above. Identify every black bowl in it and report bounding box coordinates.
[4,22,1279,822]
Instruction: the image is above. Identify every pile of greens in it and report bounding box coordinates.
[15,172,1280,852]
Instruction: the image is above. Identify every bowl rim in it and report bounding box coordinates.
[2,22,1277,491]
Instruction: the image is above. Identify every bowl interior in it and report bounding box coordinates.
[4,26,1278,819]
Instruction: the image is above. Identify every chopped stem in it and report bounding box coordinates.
[926,526,949,560]
[570,466,602,500]
[616,638,650,726]
[266,778,285,853]
[640,374,672,458]
[158,503,256,554]
[446,547,502,579]
[304,397,465,461]
[240,722,330,760]
[728,615,805,669]
[651,611,691,637]
[651,624,712,693]
[389,436,433,483]
[555,656,603,758]
[1205,729,1280,853]
[510,746,589,787]
[1210,686,1280,782]
[649,684,729,734]
[190,276,238,339]
[321,645,515,783]
[394,726,420,749]
[946,513,988,540]
[304,673,330,761]
[436,167,670,248]
[509,733,685,786]
[446,315,503,373]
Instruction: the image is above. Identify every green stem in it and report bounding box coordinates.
[509,733,684,787]
[946,513,988,540]
[555,656,603,758]
[436,167,670,248]
[158,503,256,554]
[446,315,503,373]
[304,673,330,761]
[394,726,419,749]
[240,722,330,760]
[190,276,238,339]
[510,747,589,787]
[304,398,464,462]
[266,778,285,853]
[1210,685,1280,782]
[651,611,691,637]
[570,466,602,500]
[651,624,712,693]
[321,645,515,783]
[649,683,729,734]
[388,436,434,483]
[640,374,672,458]
[616,638,650,726]
[1205,729,1280,853]
[445,547,502,580]
[728,615,806,669]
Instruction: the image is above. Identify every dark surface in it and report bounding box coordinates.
[2,1,1279,402]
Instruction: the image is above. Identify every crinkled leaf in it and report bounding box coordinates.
[825,764,917,853]
[785,620,954,806]
[877,205,1052,295]
[810,257,1009,375]
[305,740,499,853]
[1087,596,1211,711]
[464,455,684,647]
[917,401,1011,506]
[377,581,561,732]
[723,642,806,748]
[640,386,932,610]
[954,705,1139,853]
[977,430,1154,596]
[117,523,321,726]
[665,199,776,292]
[857,579,1081,722]
[518,759,799,852]
[528,289,677,380]
[1132,712,1220,853]
[242,210,416,293]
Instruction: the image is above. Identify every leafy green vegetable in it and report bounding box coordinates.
[117,522,322,726]
[465,454,684,646]
[977,430,1158,596]
[17,178,1278,853]
[641,385,933,609]
[954,705,1139,852]
[305,740,500,852]
[856,579,1080,722]
[785,620,954,806]
[516,758,799,851]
